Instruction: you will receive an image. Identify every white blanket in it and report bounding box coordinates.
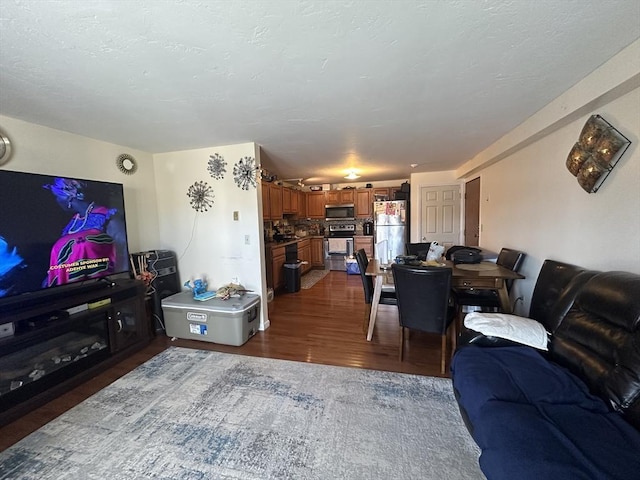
[464,312,549,350]
[328,238,348,253]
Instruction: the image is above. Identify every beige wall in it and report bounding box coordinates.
[0,114,160,253]
[455,40,640,315]
[153,143,269,330]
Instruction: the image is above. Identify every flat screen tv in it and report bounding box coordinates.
[0,170,131,303]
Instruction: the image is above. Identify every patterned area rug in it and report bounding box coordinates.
[0,348,483,480]
[300,269,330,289]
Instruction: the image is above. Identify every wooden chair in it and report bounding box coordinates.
[355,249,396,333]
[391,264,455,374]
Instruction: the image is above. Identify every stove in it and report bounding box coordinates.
[327,224,355,238]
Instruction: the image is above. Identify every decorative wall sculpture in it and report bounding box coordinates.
[566,115,631,193]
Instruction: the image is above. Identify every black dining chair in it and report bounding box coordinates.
[355,249,397,333]
[391,264,455,374]
[405,242,431,260]
[453,247,526,314]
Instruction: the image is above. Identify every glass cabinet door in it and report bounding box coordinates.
[109,300,144,353]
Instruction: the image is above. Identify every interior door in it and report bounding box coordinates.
[464,177,480,246]
[419,185,461,251]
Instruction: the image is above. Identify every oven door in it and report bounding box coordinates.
[324,238,354,271]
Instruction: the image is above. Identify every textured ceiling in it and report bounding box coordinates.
[1,0,639,184]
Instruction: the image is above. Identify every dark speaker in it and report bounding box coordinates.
[131,250,181,332]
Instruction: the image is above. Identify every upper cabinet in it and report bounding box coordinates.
[307,191,325,218]
[355,189,372,218]
[325,189,355,205]
[262,182,283,220]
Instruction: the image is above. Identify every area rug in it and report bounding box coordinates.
[300,269,330,289]
[0,347,484,480]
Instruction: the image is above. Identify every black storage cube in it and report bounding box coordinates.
[284,262,302,293]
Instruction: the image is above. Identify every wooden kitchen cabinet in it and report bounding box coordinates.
[261,182,283,220]
[354,236,374,258]
[291,190,300,214]
[268,245,286,291]
[310,237,325,267]
[261,182,271,220]
[355,189,372,218]
[298,239,311,275]
[306,191,326,218]
[326,189,355,205]
[282,187,292,214]
[372,187,390,201]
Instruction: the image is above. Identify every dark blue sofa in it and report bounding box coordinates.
[451,261,640,480]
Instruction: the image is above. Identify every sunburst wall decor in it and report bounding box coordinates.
[187,181,214,212]
[207,153,227,180]
[233,156,258,190]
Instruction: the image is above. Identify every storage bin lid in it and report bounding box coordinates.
[162,291,260,312]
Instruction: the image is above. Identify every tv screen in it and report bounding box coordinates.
[0,170,131,301]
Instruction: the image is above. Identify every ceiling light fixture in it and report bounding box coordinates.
[344,171,360,180]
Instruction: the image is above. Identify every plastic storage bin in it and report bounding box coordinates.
[161,291,260,346]
[345,257,360,275]
[284,261,302,293]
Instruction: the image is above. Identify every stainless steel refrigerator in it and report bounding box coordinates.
[373,200,406,265]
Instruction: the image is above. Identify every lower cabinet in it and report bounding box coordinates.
[354,236,374,258]
[298,239,311,275]
[310,237,325,267]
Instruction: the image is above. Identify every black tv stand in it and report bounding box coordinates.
[0,279,150,427]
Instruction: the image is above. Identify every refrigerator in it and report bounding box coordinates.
[373,200,406,265]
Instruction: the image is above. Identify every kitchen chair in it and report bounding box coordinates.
[405,242,431,260]
[355,249,397,333]
[453,248,526,315]
[391,264,455,374]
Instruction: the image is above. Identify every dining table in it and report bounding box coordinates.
[365,258,525,341]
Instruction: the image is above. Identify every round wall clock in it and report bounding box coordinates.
[116,153,137,175]
[0,129,12,166]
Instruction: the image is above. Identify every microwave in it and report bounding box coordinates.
[325,204,355,220]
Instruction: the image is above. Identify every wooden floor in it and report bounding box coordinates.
[0,270,455,451]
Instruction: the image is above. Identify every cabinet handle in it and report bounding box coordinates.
[117,319,123,332]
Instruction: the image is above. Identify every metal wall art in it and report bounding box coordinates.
[116,153,137,175]
[566,115,631,193]
[207,153,226,180]
[187,181,214,212]
[233,156,258,190]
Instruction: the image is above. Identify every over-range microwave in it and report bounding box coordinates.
[325,204,355,220]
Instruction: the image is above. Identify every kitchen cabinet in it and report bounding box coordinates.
[326,189,355,205]
[354,236,374,258]
[270,184,283,219]
[261,182,271,220]
[298,239,311,275]
[282,187,292,214]
[262,182,283,220]
[310,237,325,267]
[306,191,326,218]
[268,245,286,291]
[298,191,307,218]
[291,190,300,215]
[372,187,390,201]
[390,186,403,200]
[355,189,372,218]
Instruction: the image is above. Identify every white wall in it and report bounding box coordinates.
[153,143,270,330]
[0,114,161,253]
[456,40,640,315]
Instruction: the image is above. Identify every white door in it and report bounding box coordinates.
[419,185,461,251]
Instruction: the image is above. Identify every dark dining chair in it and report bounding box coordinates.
[391,264,455,374]
[405,242,431,260]
[355,249,397,333]
[453,247,526,314]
